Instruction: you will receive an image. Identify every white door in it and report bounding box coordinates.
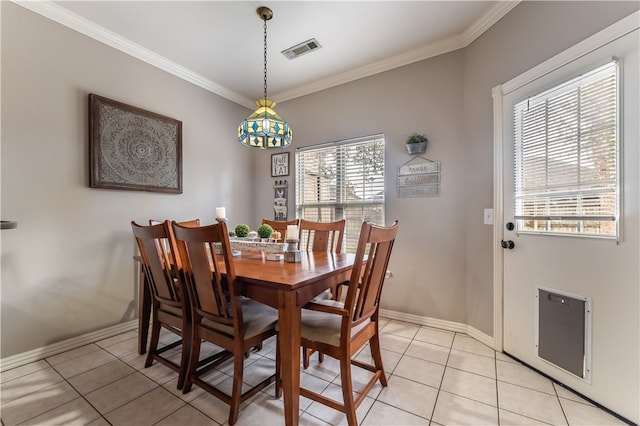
[496,17,639,423]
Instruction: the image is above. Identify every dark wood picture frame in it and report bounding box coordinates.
[89,94,182,193]
[271,152,289,177]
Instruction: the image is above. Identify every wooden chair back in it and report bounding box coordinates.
[261,218,299,238]
[132,221,182,308]
[298,218,345,252]
[171,220,239,330]
[148,219,200,271]
[344,221,398,327]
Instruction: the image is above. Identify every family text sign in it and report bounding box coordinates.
[397,157,441,198]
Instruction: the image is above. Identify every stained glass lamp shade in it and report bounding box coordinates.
[238,99,292,148]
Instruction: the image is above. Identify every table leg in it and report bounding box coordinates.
[279,290,301,426]
[138,268,151,355]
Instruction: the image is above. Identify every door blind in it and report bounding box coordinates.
[295,135,385,252]
[513,61,619,237]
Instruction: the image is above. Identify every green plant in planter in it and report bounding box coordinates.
[405,133,428,144]
[234,224,250,238]
[257,224,274,239]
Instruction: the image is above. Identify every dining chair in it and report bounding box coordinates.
[298,218,345,253]
[172,220,279,426]
[135,219,201,355]
[261,217,299,239]
[131,221,191,390]
[278,221,398,426]
[298,218,347,367]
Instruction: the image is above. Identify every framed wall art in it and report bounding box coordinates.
[89,94,182,193]
[271,152,289,177]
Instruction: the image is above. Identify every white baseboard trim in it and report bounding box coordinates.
[0,320,138,372]
[1,311,495,372]
[379,309,495,349]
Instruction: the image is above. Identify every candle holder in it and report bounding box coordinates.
[215,217,227,223]
[284,238,301,263]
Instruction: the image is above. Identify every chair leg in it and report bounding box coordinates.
[334,283,343,302]
[340,355,358,426]
[369,333,387,387]
[176,325,191,390]
[303,346,311,369]
[145,314,161,368]
[182,328,201,394]
[228,351,244,425]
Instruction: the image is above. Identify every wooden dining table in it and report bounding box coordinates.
[136,250,355,426]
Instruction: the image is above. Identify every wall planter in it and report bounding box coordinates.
[404,133,428,155]
[405,141,427,155]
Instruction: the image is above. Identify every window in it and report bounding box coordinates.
[295,135,385,252]
[513,61,619,237]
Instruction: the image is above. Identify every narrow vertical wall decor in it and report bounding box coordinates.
[274,180,288,220]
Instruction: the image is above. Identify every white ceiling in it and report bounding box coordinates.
[21,1,519,108]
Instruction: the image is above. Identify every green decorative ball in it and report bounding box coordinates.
[257,224,274,239]
[234,224,250,238]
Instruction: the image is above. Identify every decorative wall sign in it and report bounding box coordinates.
[398,185,440,198]
[274,180,288,220]
[271,152,289,177]
[398,159,439,176]
[397,173,440,187]
[89,94,182,193]
[397,156,441,198]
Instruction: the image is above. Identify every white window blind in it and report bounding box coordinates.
[513,61,619,237]
[295,135,385,252]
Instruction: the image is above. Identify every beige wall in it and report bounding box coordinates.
[0,2,257,357]
[2,1,638,361]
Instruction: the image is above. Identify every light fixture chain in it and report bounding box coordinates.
[263,18,268,101]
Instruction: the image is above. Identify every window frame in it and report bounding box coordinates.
[295,134,386,253]
[512,60,621,239]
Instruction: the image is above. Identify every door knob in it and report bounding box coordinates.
[501,240,515,249]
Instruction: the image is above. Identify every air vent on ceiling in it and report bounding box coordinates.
[281,38,322,60]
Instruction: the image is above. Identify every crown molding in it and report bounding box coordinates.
[275,1,521,102]
[13,0,256,109]
[14,0,520,108]
[463,1,521,45]
[274,33,466,102]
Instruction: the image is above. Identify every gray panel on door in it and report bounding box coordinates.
[537,288,587,378]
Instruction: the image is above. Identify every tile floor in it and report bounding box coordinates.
[0,318,628,426]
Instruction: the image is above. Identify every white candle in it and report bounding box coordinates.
[215,207,226,219]
[286,225,298,240]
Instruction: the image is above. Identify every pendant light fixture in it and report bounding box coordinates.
[238,6,292,149]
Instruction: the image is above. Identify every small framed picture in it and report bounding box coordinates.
[271,152,289,177]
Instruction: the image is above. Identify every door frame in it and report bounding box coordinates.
[491,11,639,353]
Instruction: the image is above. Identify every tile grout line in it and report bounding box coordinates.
[426,331,456,425]
[552,381,571,426]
